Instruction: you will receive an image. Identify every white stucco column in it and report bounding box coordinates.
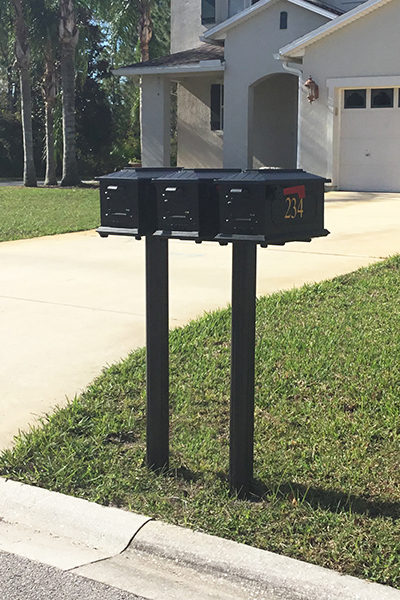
[223,82,253,169]
[140,75,171,167]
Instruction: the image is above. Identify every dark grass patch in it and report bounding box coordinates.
[0,187,99,242]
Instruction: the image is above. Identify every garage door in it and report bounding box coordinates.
[339,87,400,192]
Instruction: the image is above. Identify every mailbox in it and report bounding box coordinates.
[153,169,241,241]
[215,169,329,245]
[97,167,181,238]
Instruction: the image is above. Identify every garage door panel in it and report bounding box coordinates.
[341,111,400,139]
[339,164,400,192]
[339,89,400,191]
[340,137,400,167]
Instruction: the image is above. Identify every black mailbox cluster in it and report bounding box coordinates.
[97,167,329,245]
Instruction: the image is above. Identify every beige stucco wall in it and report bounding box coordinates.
[222,0,330,167]
[177,78,224,168]
[171,0,205,52]
[298,0,400,183]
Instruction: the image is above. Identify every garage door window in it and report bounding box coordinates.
[371,88,393,108]
[344,89,366,109]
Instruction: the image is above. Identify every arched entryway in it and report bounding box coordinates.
[250,72,298,169]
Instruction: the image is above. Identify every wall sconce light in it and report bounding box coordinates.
[304,76,319,103]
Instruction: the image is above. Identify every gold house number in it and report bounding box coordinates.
[283,185,306,219]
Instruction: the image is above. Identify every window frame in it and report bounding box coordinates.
[201,0,216,25]
[344,89,367,109]
[371,88,394,109]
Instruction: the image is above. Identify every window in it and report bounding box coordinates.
[280,11,288,29]
[344,89,366,109]
[371,88,393,108]
[228,0,250,17]
[201,0,215,24]
[211,84,224,131]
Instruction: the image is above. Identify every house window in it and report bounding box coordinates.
[280,11,288,29]
[202,0,216,24]
[344,89,366,109]
[211,84,224,130]
[228,0,246,18]
[371,88,393,108]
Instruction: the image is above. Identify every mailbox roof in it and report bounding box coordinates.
[215,169,328,184]
[98,168,181,181]
[153,169,242,182]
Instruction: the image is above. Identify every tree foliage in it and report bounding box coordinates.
[0,0,171,180]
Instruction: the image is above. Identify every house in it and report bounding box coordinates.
[114,0,400,192]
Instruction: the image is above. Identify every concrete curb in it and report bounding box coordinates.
[1,477,400,599]
[129,520,400,599]
[0,478,151,569]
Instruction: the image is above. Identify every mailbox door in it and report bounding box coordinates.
[158,184,199,232]
[100,181,139,229]
[219,185,265,236]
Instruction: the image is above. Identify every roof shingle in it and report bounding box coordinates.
[121,44,224,70]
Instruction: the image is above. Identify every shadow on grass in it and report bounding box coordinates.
[251,479,400,519]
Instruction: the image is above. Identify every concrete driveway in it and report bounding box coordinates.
[1,191,399,449]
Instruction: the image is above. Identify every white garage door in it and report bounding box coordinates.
[339,87,400,192]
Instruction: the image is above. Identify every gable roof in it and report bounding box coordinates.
[279,0,393,58]
[113,45,225,77]
[204,0,341,42]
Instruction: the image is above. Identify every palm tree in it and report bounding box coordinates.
[12,0,37,186]
[42,43,58,185]
[59,0,80,186]
[0,2,16,114]
[90,0,156,64]
[137,0,153,62]
[29,0,60,186]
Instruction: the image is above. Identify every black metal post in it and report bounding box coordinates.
[230,242,257,498]
[145,235,169,472]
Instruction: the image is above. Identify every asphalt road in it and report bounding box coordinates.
[0,550,145,600]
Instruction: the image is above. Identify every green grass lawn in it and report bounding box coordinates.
[0,186,100,242]
[1,256,400,587]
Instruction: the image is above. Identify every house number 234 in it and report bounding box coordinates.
[283,185,306,219]
[285,196,304,219]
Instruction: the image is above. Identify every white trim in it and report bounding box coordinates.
[113,62,225,77]
[327,75,400,93]
[204,0,337,41]
[279,0,393,58]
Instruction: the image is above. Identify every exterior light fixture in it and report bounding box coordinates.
[304,76,319,103]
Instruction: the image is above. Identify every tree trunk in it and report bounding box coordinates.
[59,0,80,186]
[44,98,57,185]
[42,55,58,186]
[12,0,37,187]
[138,0,153,62]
